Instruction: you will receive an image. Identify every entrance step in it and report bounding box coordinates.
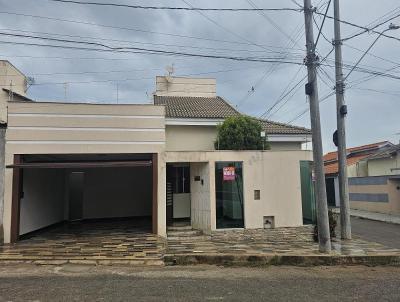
[167,230,203,237]
[167,225,193,232]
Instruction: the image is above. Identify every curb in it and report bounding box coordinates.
[164,254,400,267]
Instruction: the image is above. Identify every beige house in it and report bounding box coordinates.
[0,60,313,243]
[324,141,400,215]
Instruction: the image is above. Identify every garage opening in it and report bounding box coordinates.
[8,153,158,243]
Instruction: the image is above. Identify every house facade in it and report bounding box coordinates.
[323,141,395,207]
[0,60,313,243]
[324,141,400,215]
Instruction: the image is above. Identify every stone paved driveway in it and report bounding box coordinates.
[166,226,400,257]
[0,220,165,265]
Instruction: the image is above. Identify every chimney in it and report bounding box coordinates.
[154,76,216,98]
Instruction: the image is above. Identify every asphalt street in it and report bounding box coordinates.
[350,217,400,249]
[0,265,399,301]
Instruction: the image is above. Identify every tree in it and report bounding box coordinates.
[215,116,269,150]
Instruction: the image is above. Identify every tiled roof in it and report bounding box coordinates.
[258,119,311,135]
[367,144,400,160]
[154,95,311,135]
[324,154,370,175]
[323,141,391,163]
[154,95,240,119]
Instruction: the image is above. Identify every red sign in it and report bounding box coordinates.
[223,167,235,181]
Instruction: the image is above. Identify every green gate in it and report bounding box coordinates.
[300,161,316,224]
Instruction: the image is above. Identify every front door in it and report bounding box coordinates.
[167,164,191,222]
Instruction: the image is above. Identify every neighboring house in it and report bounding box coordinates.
[323,141,394,207]
[361,144,400,176]
[348,144,400,216]
[0,60,314,243]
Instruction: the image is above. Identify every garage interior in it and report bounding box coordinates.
[8,153,158,243]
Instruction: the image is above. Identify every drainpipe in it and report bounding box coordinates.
[0,124,5,243]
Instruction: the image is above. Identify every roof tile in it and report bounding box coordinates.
[155,95,311,135]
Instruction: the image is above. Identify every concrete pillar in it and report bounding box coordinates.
[0,126,5,243]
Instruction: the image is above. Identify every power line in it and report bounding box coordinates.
[343,43,400,67]
[0,32,305,64]
[260,46,334,119]
[261,71,307,119]
[287,91,335,123]
[29,67,274,86]
[314,11,400,43]
[314,0,331,49]
[0,27,304,57]
[246,0,301,47]
[180,0,273,53]
[3,31,398,83]
[48,0,302,12]
[236,11,305,108]
[0,11,302,50]
[341,9,400,42]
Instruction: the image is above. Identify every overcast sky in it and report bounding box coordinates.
[1,0,399,152]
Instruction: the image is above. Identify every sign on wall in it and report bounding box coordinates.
[223,166,236,181]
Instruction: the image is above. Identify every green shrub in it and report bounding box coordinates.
[215,116,270,150]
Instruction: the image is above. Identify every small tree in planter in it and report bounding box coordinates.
[215,116,270,150]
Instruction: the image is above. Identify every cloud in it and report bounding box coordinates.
[1,0,399,151]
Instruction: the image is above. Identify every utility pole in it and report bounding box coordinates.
[0,124,5,243]
[303,0,331,252]
[333,0,351,240]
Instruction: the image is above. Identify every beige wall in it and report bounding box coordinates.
[350,178,400,215]
[269,142,302,151]
[3,102,167,243]
[367,155,400,176]
[156,76,216,98]
[165,150,312,230]
[166,124,303,152]
[19,168,66,235]
[347,164,359,177]
[0,61,27,124]
[166,125,217,151]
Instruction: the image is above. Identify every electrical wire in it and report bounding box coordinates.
[48,0,302,12]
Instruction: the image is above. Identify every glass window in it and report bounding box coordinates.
[215,162,244,229]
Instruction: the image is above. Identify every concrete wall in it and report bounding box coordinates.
[156,76,216,98]
[166,125,217,151]
[367,155,400,176]
[269,142,302,151]
[190,162,212,233]
[82,167,152,219]
[349,176,400,215]
[19,169,66,235]
[166,150,312,230]
[0,61,27,124]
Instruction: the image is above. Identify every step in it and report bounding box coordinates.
[167,225,193,232]
[167,230,203,237]
[167,235,211,241]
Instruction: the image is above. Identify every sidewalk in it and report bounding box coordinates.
[165,226,400,266]
[332,208,400,225]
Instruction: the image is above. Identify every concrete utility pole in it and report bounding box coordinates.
[0,124,5,243]
[333,0,351,240]
[303,0,331,252]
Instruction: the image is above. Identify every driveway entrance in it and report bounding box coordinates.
[0,219,165,265]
